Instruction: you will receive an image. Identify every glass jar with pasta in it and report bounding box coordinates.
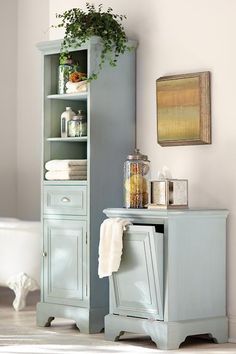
[124,149,150,208]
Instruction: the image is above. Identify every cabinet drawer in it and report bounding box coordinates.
[43,186,87,216]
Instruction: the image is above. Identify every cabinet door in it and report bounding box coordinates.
[110,225,163,320]
[43,219,87,306]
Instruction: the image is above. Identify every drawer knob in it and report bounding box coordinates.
[42,252,47,257]
[61,197,70,203]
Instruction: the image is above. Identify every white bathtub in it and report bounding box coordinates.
[0,218,41,311]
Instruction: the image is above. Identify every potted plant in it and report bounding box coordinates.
[54,3,132,81]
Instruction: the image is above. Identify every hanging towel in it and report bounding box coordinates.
[45,159,87,171]
[45,171,87,180]
[98,218,132,278]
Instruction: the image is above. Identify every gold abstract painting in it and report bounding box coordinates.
[156,72,211,146]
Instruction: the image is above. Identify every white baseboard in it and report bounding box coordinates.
[229,315,236,343]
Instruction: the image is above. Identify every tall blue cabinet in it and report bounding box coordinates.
[36,38,136,333]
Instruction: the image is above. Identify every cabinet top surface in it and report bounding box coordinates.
[103,208,229,219]
[36,37,137,54]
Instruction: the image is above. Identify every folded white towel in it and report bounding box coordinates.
[45,159,87,171]
[45,171,87,180]
[66,80,87,94]
[46,165,87,172]
[98,218,132,278]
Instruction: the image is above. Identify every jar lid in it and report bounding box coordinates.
[127,148,149,161]
[71,115,81,120]
[60,55,73,65]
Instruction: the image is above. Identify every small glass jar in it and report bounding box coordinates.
[58,56,73,94]
[124,149,150,208]
[68,110,87,137]
[77,110,87,136]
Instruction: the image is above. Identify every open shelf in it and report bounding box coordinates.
[47,92,88,101]
[44,141,87,162]
[47,137,88,142]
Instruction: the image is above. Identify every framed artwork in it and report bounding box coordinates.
[156,71,211,146]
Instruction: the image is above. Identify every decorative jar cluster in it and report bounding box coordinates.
[60,107,87,138]
[124,149,150,208]
[57,55,87,95]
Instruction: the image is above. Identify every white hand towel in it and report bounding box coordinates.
[45,170,87,177]
[45,171,87,180]
[45,159,87,171]
[45,165,87,172]
[98,218,132,278]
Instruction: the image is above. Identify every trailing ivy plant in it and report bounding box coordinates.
[54,3,131,81]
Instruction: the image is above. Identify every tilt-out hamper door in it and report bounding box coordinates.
[110,225,163,320]
[43,219,87,307]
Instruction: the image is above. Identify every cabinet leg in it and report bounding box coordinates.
[105,315,125,341]
[204,317,228,344]
[209,330,228,344]
[36,302,55,327]
[75,314,105,334]
[148,322,185,350]
[150,334,185,350]
[37,314,54,327]
[75,322,105,334]
[75,322,88,333]
[105,329,124,342]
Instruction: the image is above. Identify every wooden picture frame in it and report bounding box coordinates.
[156,71,211,146]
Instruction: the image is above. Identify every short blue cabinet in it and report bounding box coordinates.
[36,38,136,333]
[104,208,228,350]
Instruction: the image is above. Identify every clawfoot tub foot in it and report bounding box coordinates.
[7,272,39,311]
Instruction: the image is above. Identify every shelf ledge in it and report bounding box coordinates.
[43,180,88,186]
[47,92,88,101]
[47,137,88,142]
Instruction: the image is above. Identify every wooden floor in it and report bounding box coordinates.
[0,288,236,354]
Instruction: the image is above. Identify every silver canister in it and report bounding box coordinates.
[149,179,188,209]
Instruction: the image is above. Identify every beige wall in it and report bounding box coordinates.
[0,0,17,217]
[50,0,236,340]
[17,0,49,220]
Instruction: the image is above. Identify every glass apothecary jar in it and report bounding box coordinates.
[68,110,87,137]
[58,56,73,94]
[124,149,150,208]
